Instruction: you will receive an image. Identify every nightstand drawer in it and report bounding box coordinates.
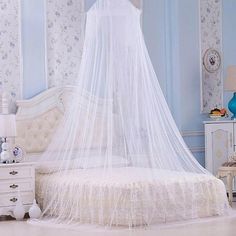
[0,179,34,193]
[0,192,34,207]
[0,166,33,180]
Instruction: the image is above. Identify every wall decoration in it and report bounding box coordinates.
[200,0,223,113]
[0,0,22,113]
[203,48,221,73]
[46,0,85,88]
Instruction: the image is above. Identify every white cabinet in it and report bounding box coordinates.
[204,121,235,175]
[0,162,35,216]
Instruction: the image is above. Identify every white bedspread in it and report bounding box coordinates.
[36,167,229,226]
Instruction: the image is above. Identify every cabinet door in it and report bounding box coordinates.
[205,123,234,175]
[234,123,236,151]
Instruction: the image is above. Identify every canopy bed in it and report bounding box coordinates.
[14,86,229,226]
[13,0,230,228]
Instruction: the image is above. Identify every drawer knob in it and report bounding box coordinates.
[9,171,18,175]
[9,184,18,189]
[10,197,18,203]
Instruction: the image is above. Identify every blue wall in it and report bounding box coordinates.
[177,0,207,165]
[222,0,236,109]
[85,0,95,10]
[143,0,206,165]
[21,0,47,99]
[142,0,166,95]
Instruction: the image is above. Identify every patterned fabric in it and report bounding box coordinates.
[46,0,85,88]
[200,0,223,113]
[15,108,63,153]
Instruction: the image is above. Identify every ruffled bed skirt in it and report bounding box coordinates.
[36,168,229,226]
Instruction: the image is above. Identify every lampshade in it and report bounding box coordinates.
[0,114,16,137]
[225,66,236,91]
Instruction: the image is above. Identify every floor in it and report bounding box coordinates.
[1,206,236,236]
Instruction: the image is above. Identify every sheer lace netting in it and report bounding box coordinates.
[34,0,230,227]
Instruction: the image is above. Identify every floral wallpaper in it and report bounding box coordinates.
[46,0,142,88]
[200,0,223,113]
[0,0,21,113]
[46,0,85,88]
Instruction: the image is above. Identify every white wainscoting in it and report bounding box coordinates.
[182,130,205,154]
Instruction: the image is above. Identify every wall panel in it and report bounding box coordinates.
[0,0,21,112]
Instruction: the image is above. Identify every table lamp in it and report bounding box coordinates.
[225,66,236,119]
[0,114,17,163]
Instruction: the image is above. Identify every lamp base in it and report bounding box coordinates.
[228,92,236,120]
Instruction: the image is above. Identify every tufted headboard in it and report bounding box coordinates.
[15,86,76,155]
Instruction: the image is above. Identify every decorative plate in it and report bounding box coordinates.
[209,114,222,119]
[203,48,221,73]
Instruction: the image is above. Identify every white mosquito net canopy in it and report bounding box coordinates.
[36,0,229,227]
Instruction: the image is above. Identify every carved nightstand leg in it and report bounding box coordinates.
[227,173,233,206]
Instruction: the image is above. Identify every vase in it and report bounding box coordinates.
[228,92,236,120]
[29,199,42,219]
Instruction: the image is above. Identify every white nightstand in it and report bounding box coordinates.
[0,162,35,216]
[204,120,235,175]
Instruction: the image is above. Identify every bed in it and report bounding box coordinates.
[15,86,229,226]
[35,167,228,226]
